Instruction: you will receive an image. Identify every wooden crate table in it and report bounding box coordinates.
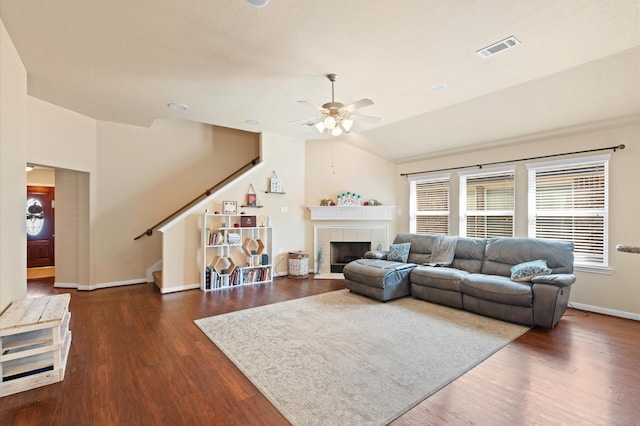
[0,294,72,397]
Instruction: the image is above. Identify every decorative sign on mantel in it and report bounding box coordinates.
[307,206,395,221]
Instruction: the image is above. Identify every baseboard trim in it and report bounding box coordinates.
[569,302,640,321]
[54,278,147,291]
[159,283,200,294]
[54,282,79,289]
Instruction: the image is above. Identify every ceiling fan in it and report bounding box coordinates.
[291,74,380,136]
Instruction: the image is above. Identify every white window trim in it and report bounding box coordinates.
[409,173,450,234]
[527,154,611,271]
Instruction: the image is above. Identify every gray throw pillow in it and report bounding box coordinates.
[387,242,411,263]
[510,259,552,282]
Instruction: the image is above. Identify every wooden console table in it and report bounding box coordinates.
[0,294,72,397]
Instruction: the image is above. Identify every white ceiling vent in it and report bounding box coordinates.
[476,36,520,58]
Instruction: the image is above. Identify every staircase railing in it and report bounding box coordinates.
[134,156,260,240]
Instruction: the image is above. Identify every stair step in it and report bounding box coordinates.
[152,270,162,287]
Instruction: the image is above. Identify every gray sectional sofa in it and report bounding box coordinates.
[343,233,576,328]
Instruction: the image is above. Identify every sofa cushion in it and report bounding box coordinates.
[393,233,437,264]
[411,266,470,292]
[343,259,416,289]
[510,259,552,282]
[450,237,487,273]
[388,242,411,262]
[481,238,575,277]
[461,274,533,307]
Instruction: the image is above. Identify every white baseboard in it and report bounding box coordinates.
[159,283,200,294]
[54,282,79,289]
[569,302,640,321]
[55,278,147,291]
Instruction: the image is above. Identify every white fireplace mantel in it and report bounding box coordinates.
[307,206,395,221]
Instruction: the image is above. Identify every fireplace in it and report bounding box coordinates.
[313,225,388,278]
[330,241,371,273]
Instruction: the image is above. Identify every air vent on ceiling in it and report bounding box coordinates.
[476,36,520,58]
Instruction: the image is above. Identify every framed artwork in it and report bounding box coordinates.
[246,184,257,206]
[270,171,283,193]
[222,201,237,214]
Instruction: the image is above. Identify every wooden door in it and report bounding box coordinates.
[26,186,55,268]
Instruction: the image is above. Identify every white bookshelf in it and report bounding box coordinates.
[201,213,273,291]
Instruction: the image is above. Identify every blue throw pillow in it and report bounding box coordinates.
[510,259,552,282]
[388,242,411,263]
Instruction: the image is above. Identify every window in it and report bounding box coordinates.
[459,167,515,238]
[527,155,610,270]
[409,174,450,235]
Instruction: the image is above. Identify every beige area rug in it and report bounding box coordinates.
[195,290,529,426]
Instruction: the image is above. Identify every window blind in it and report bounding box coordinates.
[528,158,608,267]
[460,170,514,238]
[412,177,450,235]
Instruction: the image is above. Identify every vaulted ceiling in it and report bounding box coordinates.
[1,0,639,162]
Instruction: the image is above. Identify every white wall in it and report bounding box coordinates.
[396,121,640,317]
[27,97,98,288]
[160,132,306,291]
[95,119,259,286]
[0,20,28,310]
[304,138,399,270]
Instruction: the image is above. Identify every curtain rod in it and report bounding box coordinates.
[400,144,626,177]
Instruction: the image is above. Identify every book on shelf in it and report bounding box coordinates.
[228,233,241,245]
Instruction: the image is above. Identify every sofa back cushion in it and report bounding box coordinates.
[393,233,436,265]
[451,237,487,273]
[481,237,574,277]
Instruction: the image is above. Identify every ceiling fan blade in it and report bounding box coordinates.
[297,100,329,112]
[342,98,374,112]
[287,116,321,125]
[351,113,381,123]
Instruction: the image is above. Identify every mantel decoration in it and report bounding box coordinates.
[320,191,382,206]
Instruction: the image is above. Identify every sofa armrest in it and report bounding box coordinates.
[365,250,388,260]
[531,274,576,287]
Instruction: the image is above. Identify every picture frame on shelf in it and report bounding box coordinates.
[222,201,237,214]
[269,171,283,193]
[246,184,257,206]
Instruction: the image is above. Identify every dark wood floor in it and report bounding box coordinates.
[1,277,638,426]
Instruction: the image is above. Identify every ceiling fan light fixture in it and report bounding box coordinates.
[341,118,353,132]
[323,115,336,129]
[294,73,379,137]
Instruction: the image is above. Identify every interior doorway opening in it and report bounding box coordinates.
[27,166,56,279]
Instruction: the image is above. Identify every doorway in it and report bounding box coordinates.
[27,185,55,276]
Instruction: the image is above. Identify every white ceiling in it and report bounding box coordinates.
[2,0,639,162]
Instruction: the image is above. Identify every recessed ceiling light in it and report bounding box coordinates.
[431,83,447,92]
[245,119,262,126]
[167,102,188,111]
[246,0,269,7]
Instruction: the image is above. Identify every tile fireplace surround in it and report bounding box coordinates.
[314,225,388,279]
